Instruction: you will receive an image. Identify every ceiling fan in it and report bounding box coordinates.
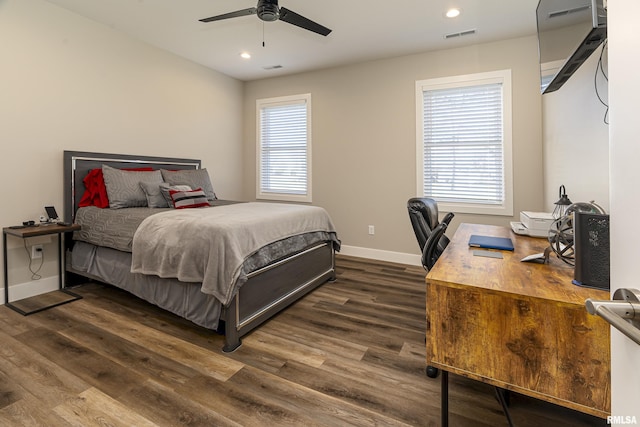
[199,0,332,37]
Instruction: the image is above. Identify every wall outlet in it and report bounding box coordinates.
[368,225,375,235]
[31,244,43,259]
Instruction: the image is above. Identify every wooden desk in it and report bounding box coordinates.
[426,223,610,420]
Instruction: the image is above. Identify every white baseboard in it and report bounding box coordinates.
[0,276,59,304]
[339,245,421,266]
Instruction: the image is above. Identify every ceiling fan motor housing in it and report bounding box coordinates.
[257,0,280,21]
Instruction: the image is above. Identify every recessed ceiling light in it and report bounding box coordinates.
[240,52,251,59]
[445,8,461,18]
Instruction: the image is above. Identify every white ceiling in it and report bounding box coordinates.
[45,0,541,81]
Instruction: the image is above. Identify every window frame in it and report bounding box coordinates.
[415,69,513,216]
[256,93,312,203]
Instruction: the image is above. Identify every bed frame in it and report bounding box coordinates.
[63,150,336,352]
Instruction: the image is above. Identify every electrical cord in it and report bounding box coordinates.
[594,40,609,125]
[23,239,43,280]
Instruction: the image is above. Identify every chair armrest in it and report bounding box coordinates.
[442,212,455,226]
[422,222,448,271]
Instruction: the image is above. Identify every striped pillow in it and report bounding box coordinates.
[169,187,210,209]
[159,183,192,207]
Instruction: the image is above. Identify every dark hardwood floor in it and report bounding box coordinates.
[0,255,606,426]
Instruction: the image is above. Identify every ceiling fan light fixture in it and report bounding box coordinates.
[257,2,280,22]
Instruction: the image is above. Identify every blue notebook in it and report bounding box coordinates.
[468,235,514,251]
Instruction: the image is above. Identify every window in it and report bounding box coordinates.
[416,70,513,216]
[257,94,312,202]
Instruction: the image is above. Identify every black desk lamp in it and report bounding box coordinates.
[553,185,572,219]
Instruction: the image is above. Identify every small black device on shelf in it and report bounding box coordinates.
[44,206,59,222]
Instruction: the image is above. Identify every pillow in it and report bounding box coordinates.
[161,169,217,202]
[102,165,163,209]
[159,183,192,207]
[139,182,170,208]
[78,167,154,208]
[169,188,211,209]
[78,169,110,208]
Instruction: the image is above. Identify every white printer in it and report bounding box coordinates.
[510,211,555,238]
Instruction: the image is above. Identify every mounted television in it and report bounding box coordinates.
[537,0,607,94]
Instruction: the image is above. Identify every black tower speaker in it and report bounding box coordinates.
[573,212,610,290]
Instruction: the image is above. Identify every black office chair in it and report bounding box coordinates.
[407,198,454,379]
[407,197,454,271]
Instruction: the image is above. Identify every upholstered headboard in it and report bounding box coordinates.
[63,151,201,222]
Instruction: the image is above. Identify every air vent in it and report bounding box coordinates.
[444,29,476,39]
[262,65,283,70]
[549,5,590,18]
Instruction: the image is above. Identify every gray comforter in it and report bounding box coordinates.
[74,206,170,252]
[129,202,338,305]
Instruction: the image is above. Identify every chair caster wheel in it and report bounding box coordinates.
[426,365,439,378]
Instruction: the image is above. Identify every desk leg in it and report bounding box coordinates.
[58,233,63,290]
[494,387,514,427]
[3,233,8,304]
[441,370,449,427]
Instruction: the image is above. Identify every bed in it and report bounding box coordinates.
[63,150,339,352]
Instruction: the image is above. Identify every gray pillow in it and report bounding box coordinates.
[139,181,169,208]
[161,169,217,202]
[102,165,163,209]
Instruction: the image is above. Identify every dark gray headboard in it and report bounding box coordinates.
[63,151,201,222]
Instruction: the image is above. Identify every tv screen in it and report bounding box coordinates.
[537,0,607,93]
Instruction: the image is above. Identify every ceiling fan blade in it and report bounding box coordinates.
[279,7,332,36]
[199,8,257,23]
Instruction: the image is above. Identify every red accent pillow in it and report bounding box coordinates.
[78,167,154,208]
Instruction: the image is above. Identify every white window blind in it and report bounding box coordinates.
[416,70,513,216]
[257,94,312,202]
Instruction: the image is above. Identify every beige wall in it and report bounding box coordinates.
[243,36,544,261]
[542,47,610,211]
[0,0,243,290]
[1,0,608,280]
